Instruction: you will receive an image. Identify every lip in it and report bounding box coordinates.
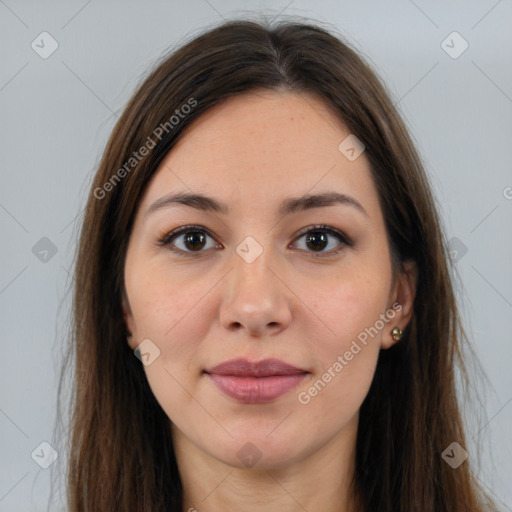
[204,358,309,403]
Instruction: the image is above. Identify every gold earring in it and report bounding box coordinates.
[391,327,403,341]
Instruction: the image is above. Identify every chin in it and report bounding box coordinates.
[205,433,307,470]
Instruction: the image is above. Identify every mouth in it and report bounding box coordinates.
[203,358,309,403]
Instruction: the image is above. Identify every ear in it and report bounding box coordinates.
[121,287,138,351]
[381,259,417,349]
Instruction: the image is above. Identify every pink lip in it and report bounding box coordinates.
[204,358,308,403]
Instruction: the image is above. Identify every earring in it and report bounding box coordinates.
[391,327,403,341]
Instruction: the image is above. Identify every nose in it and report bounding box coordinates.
[219,245,293,338]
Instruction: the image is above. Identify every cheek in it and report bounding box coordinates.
[127,259,206,338]
[125,260,225,394]
[308,267,390,347]
[295,266,390,400]
[128,270,210,421]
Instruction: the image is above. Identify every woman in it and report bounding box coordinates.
[58,17,501,511]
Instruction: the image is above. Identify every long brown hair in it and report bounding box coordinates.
[54,16,501,511]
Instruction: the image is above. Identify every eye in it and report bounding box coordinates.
[157,224,352,257]
[156,225,221,256]
[291,224,352,256]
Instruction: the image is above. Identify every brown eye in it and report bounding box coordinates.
[158,225,220,256]
[181,231,207,251]
[291,225,351,256]
[304,231,329,252]
[158,224,351,258]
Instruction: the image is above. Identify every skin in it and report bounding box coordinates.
[123,90,417,512]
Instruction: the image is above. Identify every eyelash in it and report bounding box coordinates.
[156,224,353,258]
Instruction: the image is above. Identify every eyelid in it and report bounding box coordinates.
[156,223,352,257]
[156,224,222,255]
[156,224,217,247]
[291,224,352,247]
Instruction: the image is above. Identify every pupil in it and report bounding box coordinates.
[306,232,327,251]
[185,232,205,251]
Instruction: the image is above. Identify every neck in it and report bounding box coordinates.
[172,415,361,512]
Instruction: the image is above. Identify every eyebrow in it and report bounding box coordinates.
[145,191,368,218]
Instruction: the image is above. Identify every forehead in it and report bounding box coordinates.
[139,90,379,217]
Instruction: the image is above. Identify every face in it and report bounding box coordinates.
[123,90,416,470]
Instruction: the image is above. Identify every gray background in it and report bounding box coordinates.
[0,1,511,510]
